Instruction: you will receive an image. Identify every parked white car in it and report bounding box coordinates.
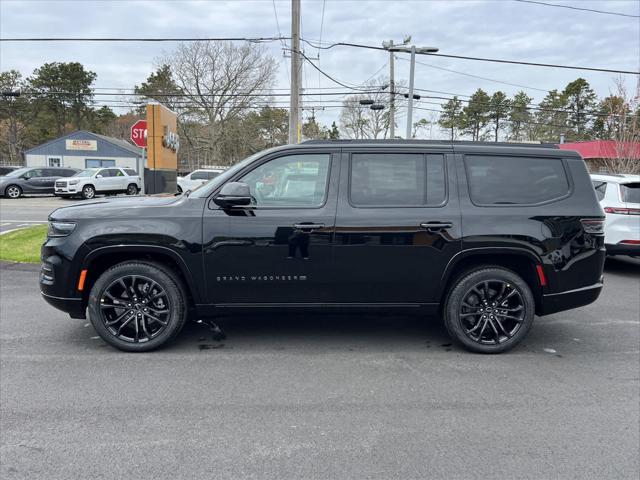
[590,173,640,256]
[55,167,142,200]
[177,169,224,193]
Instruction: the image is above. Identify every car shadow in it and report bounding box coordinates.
[175,312,454,353]
[604,256,640,278]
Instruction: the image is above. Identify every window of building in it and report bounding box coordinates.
[349,153,446,207]
[47,157,61,167]
[239,154,331,207]
[465,155,569,205]
[86,159,116,168]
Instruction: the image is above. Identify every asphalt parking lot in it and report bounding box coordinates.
[0,195,639,479]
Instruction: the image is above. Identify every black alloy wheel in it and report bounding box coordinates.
[444,267,535,353]
[88,262,187,351]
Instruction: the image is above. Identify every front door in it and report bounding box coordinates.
[332,148,462,304]
[203,150,340,304]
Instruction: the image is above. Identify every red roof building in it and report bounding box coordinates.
[557,140,639,173]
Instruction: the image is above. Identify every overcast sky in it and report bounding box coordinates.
[1,0,639,137]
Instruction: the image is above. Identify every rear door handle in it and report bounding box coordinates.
[294,223,325,231]
[420,222,453,232]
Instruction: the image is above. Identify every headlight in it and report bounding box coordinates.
[68,180,79,185]
[48,221,76,237]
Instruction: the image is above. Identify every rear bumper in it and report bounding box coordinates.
[539,281,603,316]
[606,242,640,256]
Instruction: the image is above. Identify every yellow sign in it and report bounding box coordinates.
[65,139,97,151]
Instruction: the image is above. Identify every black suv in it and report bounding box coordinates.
[41,141,605,353]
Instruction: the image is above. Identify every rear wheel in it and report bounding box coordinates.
[444,267,535,354]
[88,262,187,352]
[126,183,139,195]
[81,184,95,199]
[5,185,22,199]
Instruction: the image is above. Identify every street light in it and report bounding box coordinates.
[388,45,439,138]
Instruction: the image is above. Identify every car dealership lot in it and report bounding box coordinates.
[0,242,638,477]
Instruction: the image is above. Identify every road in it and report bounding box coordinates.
[0,254,638,479]
[0,196,84,233]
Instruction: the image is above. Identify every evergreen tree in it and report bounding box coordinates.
[532,89,568,142]
[488,91,510,142]
[562,78,597,140]
[461,89,491,141]
[438,96,463,140]
[508,91,533,141]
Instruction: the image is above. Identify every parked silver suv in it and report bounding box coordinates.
[54,167,142,199]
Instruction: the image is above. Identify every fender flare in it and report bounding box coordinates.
[438,246,543,300]
[81,244,202,303]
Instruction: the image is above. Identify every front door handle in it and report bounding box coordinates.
[420,222,453,232]
[294,223,325,231]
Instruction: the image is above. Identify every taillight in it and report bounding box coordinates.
[580,218,605,234]
[619,240,640,245]
[604,207,640,215]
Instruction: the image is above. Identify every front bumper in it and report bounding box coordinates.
[54,185,79,195]
[41,291,86,319]
[538,280,604,316]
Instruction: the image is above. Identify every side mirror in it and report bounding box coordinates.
[213,182,251,208]
[96,174,103,178]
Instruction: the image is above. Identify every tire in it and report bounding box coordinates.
[4,184,22,199]
[81,184,95,200]
[88,261,188,352]
[443,267,535,354]
[126,183,139,195]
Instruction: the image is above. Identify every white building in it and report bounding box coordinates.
[24,130,142,171]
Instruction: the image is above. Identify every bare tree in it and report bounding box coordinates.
[163,41,277,165]
[339,76,403,139]
[601,78,640,174]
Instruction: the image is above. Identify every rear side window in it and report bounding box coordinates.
[592,181,607,201]
[108,168,124,177]
[350,153,446,207]
[620,183,640,203]
[124,169,137,176]
[465,155,569,205]
[190,171,209,180]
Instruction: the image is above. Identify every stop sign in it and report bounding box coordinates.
[130,120,147,148]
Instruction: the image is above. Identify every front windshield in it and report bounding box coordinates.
[190,149,275,198]
[4,167,30,178]
[73,169,98,178]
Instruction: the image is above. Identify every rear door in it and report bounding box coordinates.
[108,168,127,190]
[332,147,461,304]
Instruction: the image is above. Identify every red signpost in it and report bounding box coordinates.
[130,120,147,148]
[130,120,147,194]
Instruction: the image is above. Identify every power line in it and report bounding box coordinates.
[513,0,640,18]
[400,57,548,93]
[300,38,640,75]
[0,36,288,42]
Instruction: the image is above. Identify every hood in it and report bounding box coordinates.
[50,194,185,221]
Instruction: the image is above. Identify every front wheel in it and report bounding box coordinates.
[4,185,22,199]
[88,262,187,352]
[81,185,95,200]
[126,183,139,195]
[444,267,535,354]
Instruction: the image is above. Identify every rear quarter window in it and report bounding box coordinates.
[465,155,570,205]
[620,183,640,203]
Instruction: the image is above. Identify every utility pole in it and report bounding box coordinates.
[288,0,301,144]
[388,40,395,139]
[406,45,416,139]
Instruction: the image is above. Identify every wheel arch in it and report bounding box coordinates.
[439,248,544,315]
[80,245,200,310]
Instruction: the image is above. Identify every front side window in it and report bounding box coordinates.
[239,154,331,207]
[465,155,569,205]
[349,153,446,207]
[97,169,111,178]
[24,169,44,179]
